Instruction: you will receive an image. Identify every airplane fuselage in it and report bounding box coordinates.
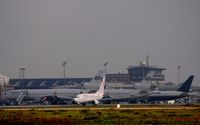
[1,89,88,100]
[147,90,188,102]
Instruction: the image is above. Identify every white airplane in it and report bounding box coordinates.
[73,75,106,105]
[74,69,149,104]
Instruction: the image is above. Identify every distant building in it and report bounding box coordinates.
[106,65,165,83]
[8,61,166,88]
[9,78,92,89]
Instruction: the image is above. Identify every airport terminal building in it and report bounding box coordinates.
[7,64,166,89]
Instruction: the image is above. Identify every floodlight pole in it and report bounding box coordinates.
[104,62,108,76]
[62,61,67,88]
[177,65,181,84]
[142,61,146,81]
[19,68,26,89]
[19,68,26,79]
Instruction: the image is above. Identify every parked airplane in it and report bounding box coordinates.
[75,70,150,104]
[157,81,200,92]
[1,88,88,105]
[73,75,106,105]
[145,75,194,102]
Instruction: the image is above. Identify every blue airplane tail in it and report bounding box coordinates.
[177,75,194,92]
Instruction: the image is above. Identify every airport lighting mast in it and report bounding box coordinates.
[19,68,26,89]
[142,61,146,81]
[62,61,67,88]
[104,62,108,76]
[177,65,181,84]
[19,68,26,79]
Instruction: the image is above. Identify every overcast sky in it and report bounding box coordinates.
[0,0,200,86]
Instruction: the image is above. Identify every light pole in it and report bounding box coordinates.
[142,61,146,81]
[104,62,108,84]
[62,61,67,88]
[19,68,26,79]
[104,62,108,75]
[177,65,181,84]
[19,68,26,89]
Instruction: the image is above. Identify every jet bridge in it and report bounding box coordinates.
[16,91,28,105]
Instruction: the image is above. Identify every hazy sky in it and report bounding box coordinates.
[0,0,200,86]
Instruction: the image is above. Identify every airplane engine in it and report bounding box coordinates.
[93,100,99,105]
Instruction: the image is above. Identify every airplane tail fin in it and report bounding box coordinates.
[96,70,106,97]
[83,70,105,89]
[177,75,194,92]
[96,76,106,97]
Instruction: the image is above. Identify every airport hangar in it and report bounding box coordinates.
[8,64,165,89]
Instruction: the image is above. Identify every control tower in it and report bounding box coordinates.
[127,55,165,83]
[127,64,165,83]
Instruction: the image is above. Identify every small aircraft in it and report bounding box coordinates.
[73,73,106,105]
